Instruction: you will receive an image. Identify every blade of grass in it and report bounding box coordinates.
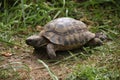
[21,0,26,27]
[38,59,58,80]
[52,52,81,65]
[68,51,79,61]
[53,10,61,19]
[63,0,65,8]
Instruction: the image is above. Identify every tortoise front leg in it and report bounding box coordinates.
[86,38,103,47]
[47,43,56,59]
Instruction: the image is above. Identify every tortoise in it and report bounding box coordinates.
[26,17,107,59]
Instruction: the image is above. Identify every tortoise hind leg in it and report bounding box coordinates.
[47,43,56,59]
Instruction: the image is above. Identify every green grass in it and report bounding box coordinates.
[66,38,120,80]
[66,65,119,80]
[0,0,120,79]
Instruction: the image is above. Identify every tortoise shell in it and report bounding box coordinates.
[42,17,95,46]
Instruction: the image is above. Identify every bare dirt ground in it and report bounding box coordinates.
[0,42,77,80]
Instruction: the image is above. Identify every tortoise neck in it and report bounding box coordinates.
[40,37,49,46]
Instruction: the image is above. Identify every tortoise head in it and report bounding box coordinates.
[26,34,48,48]
[85,32,107,47]
[95,32,107,41]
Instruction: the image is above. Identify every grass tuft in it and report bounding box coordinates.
[0,62,31,80]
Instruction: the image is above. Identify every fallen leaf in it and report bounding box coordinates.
[2,52,13,57]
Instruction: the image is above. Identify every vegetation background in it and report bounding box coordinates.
[0,0,120,80]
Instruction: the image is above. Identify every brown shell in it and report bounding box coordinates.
[43,17,95,46]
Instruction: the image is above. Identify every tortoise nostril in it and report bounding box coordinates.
[26,39,32,45]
